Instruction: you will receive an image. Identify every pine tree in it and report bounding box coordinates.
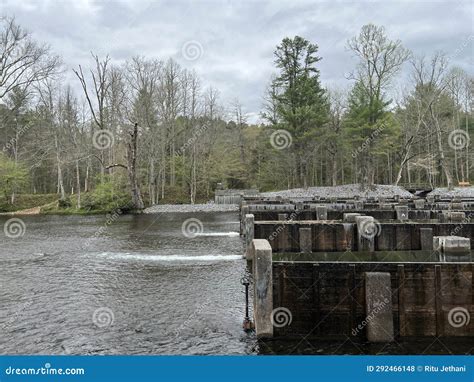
[268,36,328,188]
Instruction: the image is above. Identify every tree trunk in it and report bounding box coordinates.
[149,159,155,205]
[433,109,453,188]
[127,123,145,210]
[331,152,337,186]
[55,135,66,200]
[76,160,81,209]
[190,144,196,204]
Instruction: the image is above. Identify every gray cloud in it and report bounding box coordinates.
[1,0,472,123]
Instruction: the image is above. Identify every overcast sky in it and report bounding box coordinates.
[1,0,473,122]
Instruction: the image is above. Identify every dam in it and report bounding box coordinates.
[240,186,474,343]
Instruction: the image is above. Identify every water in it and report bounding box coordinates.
[0,212,255,355]
[1,213,471,355]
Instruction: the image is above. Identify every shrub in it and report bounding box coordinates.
[81,176,131,212]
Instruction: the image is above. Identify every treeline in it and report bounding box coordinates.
[0,17,472,211]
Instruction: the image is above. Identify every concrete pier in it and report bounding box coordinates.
[420,228,433,250]
[365,272,394,342]
[316,206,328,220]
[440,211,466,223]
[414,199,425,209]
[252,239,273,338]
[434,236,470,255]
[299,227,312,253]
[244,214,255,260]
[343,213,362,223]
[355,216,376,252]
[395,205,408,220]
[240,205,249,235]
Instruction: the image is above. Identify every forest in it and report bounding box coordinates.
[0,16,472,212]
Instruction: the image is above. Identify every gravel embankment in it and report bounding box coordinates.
[144,203,239,214]
[261,184,413,199]
[428,187,474,198]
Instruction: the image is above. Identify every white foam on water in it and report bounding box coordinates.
[194,232,240,237]
[95,252,242,262]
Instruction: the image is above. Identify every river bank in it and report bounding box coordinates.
[1,200,239,216]
[3,185,471,216]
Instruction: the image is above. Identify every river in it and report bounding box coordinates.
[0,212,256,355]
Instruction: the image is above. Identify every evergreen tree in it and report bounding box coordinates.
[268,36,328,188]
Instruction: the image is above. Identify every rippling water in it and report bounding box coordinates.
[0,212,256,355]
[1,213,471,355]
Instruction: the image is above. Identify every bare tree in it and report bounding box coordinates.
[347,24,410,186]
[156,59,182,195]
[326,88,347,186]
[126,122,144,209]
[125,56,162,204]
[410,53,453,188]
[72,53,110,131]
[231,99,247,169]
[36,79,66,200]
[0,16,60,100]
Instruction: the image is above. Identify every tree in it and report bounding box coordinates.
[126,122,145,209]
[347,24,410,186]
[125,56,161,204]
[0,153,28,203]
[0,16,60,100]
[325,88,347,186]
[267,36,328,188]
[410,53,453,187]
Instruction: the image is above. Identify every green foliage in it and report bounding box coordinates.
[345,81,389,141]
[263,36,329,187]
[0,154,29,202]
[81,176,131,212]
[271,36,329,142]
[57,197,72,208]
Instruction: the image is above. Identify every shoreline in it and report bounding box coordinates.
[0,203,240,216]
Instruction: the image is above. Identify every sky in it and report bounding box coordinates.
[1,0,473,123]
